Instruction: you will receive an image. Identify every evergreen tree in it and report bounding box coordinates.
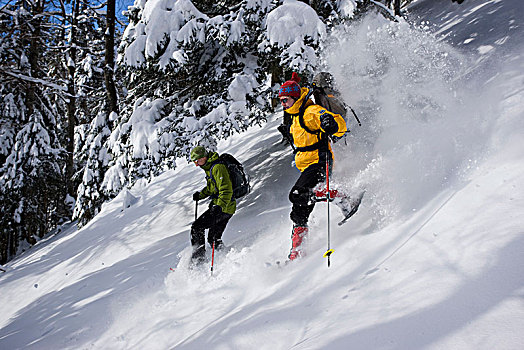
[109,0,275,196]
[0,0,70,263]
[259,0,327,84]
[0,0,360,260]
[0,0,123,262]
[72,0,123,227]
[73,111,113,225]
[103,0,356,207]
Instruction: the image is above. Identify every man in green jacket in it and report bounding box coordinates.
[190,146,236,266]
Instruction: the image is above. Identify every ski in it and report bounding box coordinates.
[338,191,365,226]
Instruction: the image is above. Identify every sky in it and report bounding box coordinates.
[1,0,523,349]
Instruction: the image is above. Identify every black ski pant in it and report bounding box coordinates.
[191,207,232,250]
[289,153,332,226]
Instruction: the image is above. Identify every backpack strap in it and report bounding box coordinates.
[206,160,222,199]
[298,87,320,136]
[294,85,329,154]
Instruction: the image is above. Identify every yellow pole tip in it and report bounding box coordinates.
[323,249,335,258]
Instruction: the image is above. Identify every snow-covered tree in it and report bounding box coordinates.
[0,109,65,261]
[72,0,125,227]
[259,0,328,87]
[107,0,276,195]
[0,0,70,263]
[107,0,357,198]
[0,0,124,261]
[1,0,361,253]
[73,111,114,226]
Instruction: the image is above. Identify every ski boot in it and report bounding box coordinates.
[190,244,207,268]
[213,238,225,251]
[288,225,308,260]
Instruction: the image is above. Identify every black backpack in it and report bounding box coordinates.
[312,72,348,119]
[311,72,361,127]
[209,153,250,199]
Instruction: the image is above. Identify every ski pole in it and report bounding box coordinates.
[211,242,215,276]
[195,200,198,221]
[348,105,362,127]
[323,155,334,267]
[210,209,216,276]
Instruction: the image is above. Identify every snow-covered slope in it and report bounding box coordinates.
[1,0,523,349]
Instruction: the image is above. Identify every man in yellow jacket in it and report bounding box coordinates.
[278,72,360,260]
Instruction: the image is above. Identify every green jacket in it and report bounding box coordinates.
[197,152,236,215]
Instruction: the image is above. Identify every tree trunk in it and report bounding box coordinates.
[26,0,45,117]
[394,0,401,16]
[270,63,281,111]
[64,0,79,198]
[105,0,118,115]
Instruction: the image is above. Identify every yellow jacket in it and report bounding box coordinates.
[285,87,347,172]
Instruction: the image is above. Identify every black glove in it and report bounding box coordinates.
[331,134,346,144]
[277,124,291,144]
[209,205,223,215]
[277,123,288,136]
[320,113,338,135]
[193,192,200,201]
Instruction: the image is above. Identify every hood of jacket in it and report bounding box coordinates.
[201,151,219,171]
[285,87,314,114]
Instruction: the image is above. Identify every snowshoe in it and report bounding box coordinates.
[337,191,365,226]
[189,245,208,268]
